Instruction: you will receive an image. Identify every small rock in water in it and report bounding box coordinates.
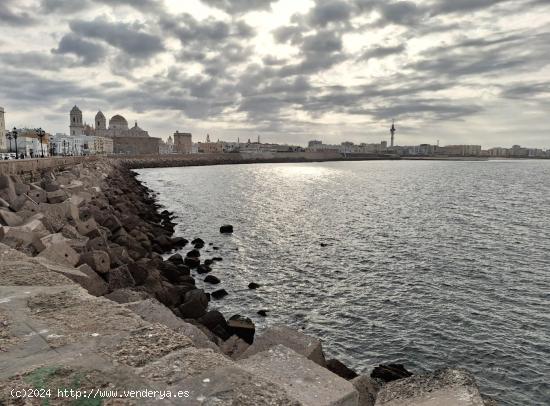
[213,257,223,261]
[192,238,205,249]
[248,282,261,289]
[197,264,212,274]
[371,364,413,383]
[320,242,328,247]
[167,253,184,265]
[204,259,214,266]
[257,310,268,317]
[213,246,219,250]
[228,314,255,344]
[211,289,228,299]
[186,249,200,258]
[204,275,220,284]
[220,224,233,234]
[326,359,358,380]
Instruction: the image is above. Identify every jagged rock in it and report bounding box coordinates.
[211,289,228,299]
[326,359,359,380]
[204,275,220,284]
[371,364,413,383]
[228,314,255,344]
[198,310,232,340]
[127,261,149,285]
[220,224,233,233]
[184,256,200,268]
[248,282,261,289]
[192,237,205,248]
[79,250,110,274]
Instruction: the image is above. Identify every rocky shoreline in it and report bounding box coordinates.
[1,158,497,405]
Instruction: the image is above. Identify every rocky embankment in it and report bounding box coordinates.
[1,159,496,405]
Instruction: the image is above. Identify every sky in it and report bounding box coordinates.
[1,0,549,148]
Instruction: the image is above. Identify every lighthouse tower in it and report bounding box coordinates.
[390,120,396,148]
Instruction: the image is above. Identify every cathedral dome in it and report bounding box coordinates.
[109,114,128,130]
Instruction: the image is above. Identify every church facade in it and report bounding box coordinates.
[70,106,160,155]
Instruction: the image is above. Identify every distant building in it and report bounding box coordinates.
[69,106,160,155]
[437,145,481,156]
[0,107,5,152]
[159,135,175,154]
[198,134,223,153]
[12,128,50,158]
[307,140,387,154]
[173,131,192,154]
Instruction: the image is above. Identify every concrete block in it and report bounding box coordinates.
[40,233,70,248]
[107,265,135,291]
[14,182,30,195]
[238,345,358,406]
[179,366,301,405]
[0,225,46,254]
[46,189,68,204]
[105,288,150,304]
[76,218,101,238]
[238,324,327,367]
[38,242,80,267]
[352,375,380,406]
[0,209,24,227]
[220,334,250,359]
[10,194,28,211]
[27,188,47,203]
[79,250,110,274]
[36,202,69,232]
[374,368,486,406]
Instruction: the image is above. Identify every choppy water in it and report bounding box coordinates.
[136,160,550,406]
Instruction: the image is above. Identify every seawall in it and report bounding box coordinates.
[0,158,497,405]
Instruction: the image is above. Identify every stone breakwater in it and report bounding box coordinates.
[0,158,497,405]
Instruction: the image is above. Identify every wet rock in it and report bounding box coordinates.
[248,282,261,289]
[320,242,328,247]
[211,289,228,300]
[257,310,268,317]
[171,236,188,248]
[178,288,209,319]
[326,359,358,380]
[213,257,223,261]
[228,314,255,345]
[186,249,201,258]
[203,258,214,266]
[371,364,413,383]
[204,275,220,284]
[198,310,231,339]
[192,238,205,248]
[197,264,212,274]
[184,256,201,268]
[127,261,149,285]
[220,224,233,234]
[168,253,184,265]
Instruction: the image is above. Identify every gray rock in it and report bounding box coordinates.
[352,375,380,406]
[238,324,327,367]
[238,345,359,406]
[374,368,486,406]
[79,250,110,274]
[38,242,80,267]
[0,209,24,227]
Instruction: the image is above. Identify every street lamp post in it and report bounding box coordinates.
[5,131,13,153]
[36,128,45,158]
[12,128,19,159]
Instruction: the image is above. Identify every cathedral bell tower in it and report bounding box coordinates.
[70,105,84,136]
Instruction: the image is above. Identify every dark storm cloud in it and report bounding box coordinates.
[431,0,507,15]
[52,34,107,64]
[360,44,406,60]
[501,82,550,99]
[200,0,277,13]
[70,18,165,57]
[375,1,426,26]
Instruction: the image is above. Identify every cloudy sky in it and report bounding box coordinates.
[1,0,549,148]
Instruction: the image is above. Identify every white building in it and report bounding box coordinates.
[0,107,6,152]
[12,128,49,158]
[50,133,113,156]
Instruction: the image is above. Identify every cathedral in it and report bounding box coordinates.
[70,106,160,155]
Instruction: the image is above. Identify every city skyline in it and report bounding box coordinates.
[1,0,550,148]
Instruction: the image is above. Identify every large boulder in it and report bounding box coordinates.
[178,288,209,319]
[46,189,68,204]
[238,325,326,366]
[198,310,232,340]
[374,368,486,406]
[352,375,380,406]
[107,264,136,291]
[0,209,24,227]
[38,241,80,267]
[228,314,255,345]
[326,358,359,380]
